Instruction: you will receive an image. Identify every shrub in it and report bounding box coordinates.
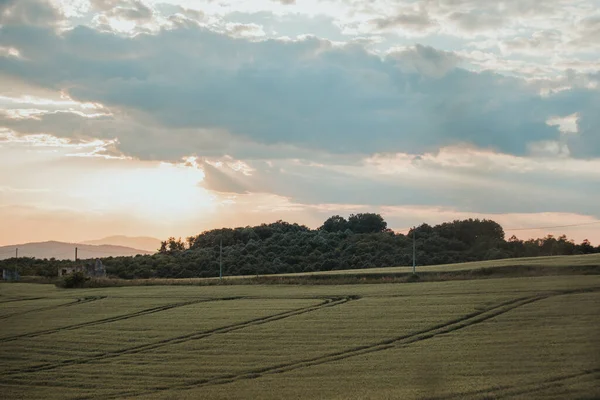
[59,272,89,288]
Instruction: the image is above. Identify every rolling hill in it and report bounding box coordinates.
[81,235,161,252]
[0,241,152,261]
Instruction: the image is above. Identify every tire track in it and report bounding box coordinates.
[0,297,244,342]
[426,368,600,399]
[0,297,47,304]
[96,286,600,400]
[0,296,106,321]
[2,295,359,377]
[493,368,600,399]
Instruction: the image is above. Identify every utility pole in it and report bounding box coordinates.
[219,238,223,280]
[15,248,18,258]
[15,247,18,279]
[75,247,78,262]
[412,227,416,275]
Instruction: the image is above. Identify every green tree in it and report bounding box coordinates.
[578,239,595,254]
[319,215,349,232]
[159,237,186,254]
[348,213,387,233]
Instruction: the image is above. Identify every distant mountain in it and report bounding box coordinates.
[0,241,152,261]
[81,236,161,252]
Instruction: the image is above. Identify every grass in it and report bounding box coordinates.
[9,254,600,288]
[44,253,600,287]
[0,260,599,399]
[270,253,600,275]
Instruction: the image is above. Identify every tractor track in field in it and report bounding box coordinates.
[493,368,600,399]
[94,286,600,400]
[0,296,106,321]
[1,295,359,378]
[426,367,600,399]
[0,297,47,304]
[0,297,245,342]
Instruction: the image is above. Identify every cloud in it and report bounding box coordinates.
[318,145,599,215]
[155,4,204,22]
[0,0,62,27]
[546,113,578,135]
[371,9,437,33]
[106,145,599,220]
[224,22,265,37]
[448,11,506,33]
[501,30,563,55]
[108,2,153,22]
[222,11,346,42]
[3,120,600,244]
[389,44,461,77]
[2,20,598,160]
[568,14,600,52]
[527,140,570,157]
[199,161,250,194]
[0,109,115,139]
[90,0,153,21]
[579,15,600,39]
[1,0,599,248]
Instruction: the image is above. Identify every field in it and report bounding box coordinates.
[1,259,599,399]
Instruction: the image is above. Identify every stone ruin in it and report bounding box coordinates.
[58,258,106,278]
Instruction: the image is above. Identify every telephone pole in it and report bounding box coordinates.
[15,248,18,258]
[412,227,416,275]
[75,247,78,262]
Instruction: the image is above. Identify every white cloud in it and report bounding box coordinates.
[370,8,437,35]
[546,113,579,135]
[527,140,571,158]
[501,30,563,55]
[224,22,266,37]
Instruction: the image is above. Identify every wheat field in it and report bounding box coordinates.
[1,272,599,399]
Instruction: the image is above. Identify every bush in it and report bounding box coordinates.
[59,272,89,288]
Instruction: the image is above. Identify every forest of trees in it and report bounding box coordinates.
[2,214,599,279]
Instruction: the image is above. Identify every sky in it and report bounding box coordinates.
[1,0,599,246]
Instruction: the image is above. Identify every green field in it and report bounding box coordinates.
[297,253,600,274]
[1,261,599,399]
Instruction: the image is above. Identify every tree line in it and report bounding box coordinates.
[2,214,598,279]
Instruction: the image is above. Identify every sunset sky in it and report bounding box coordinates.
[1,0,599,246]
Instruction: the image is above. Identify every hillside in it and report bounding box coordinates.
[81,236,161,252]
[0,241,151,261]
[2,216,599,279]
